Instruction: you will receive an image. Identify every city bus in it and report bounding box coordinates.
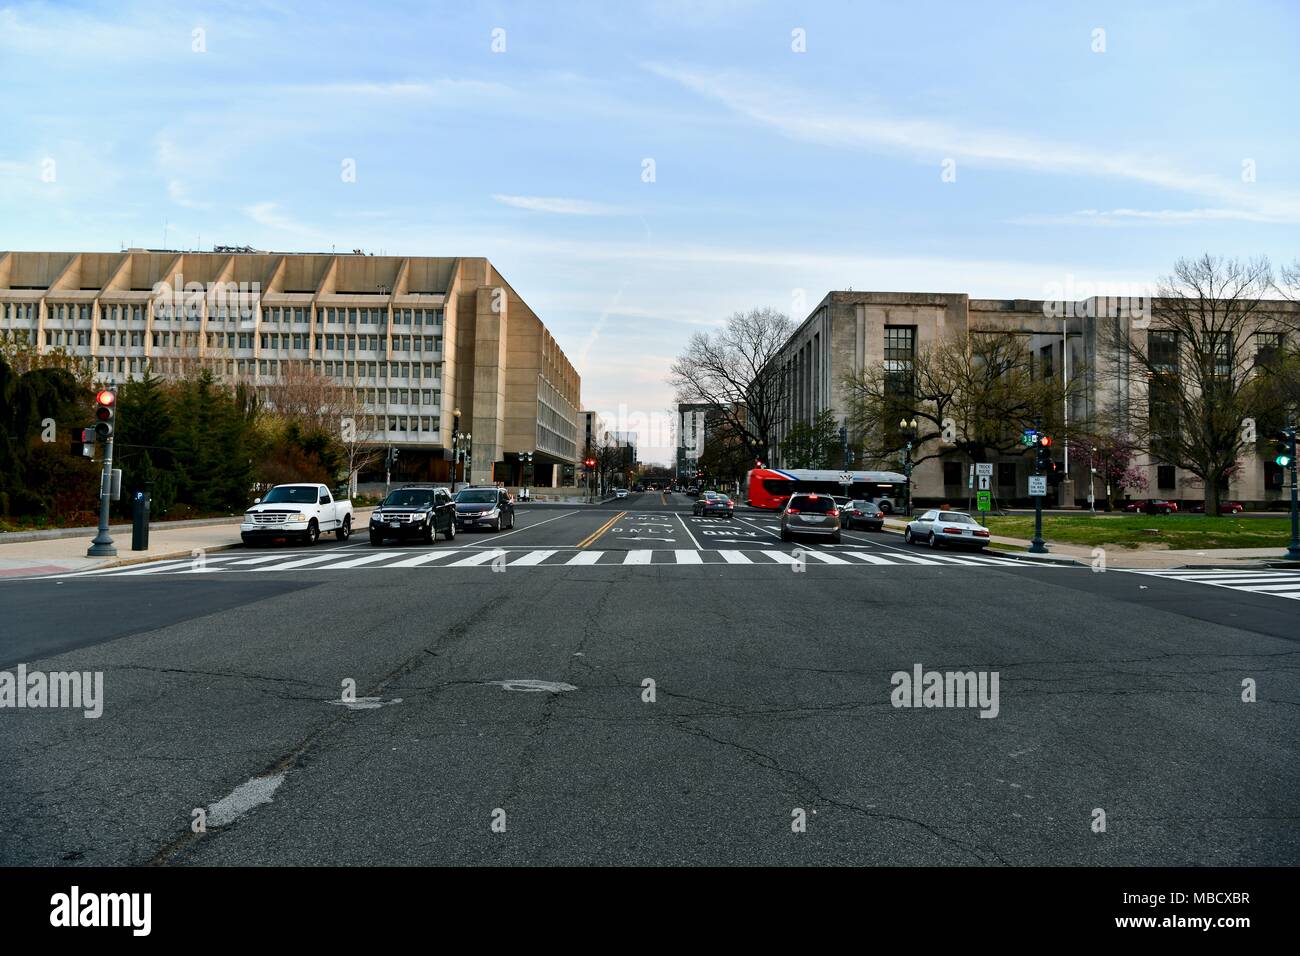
[744,467,908,512]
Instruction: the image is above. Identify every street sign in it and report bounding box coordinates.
[978,475,990,490]
[975,463,993,477]
[1029,475,1047,497]
[977,490,991,512]
[839,472,852,484]
[1022,429,1038,446]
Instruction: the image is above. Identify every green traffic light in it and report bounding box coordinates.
[1278,454,1293,467]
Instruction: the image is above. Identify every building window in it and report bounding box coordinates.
[942,461,961,488]
[883,326,915,396]
[1157,465,1176,490]
[1150,330,1179,373]
[1255,332,1284,366]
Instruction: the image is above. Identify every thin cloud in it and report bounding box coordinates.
[492,194,630,216]
[1012,207,1288,226]
[645,62,1300,223]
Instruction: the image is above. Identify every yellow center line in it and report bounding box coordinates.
[577,510,626,548]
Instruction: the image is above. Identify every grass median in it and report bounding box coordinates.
[982,513,1296,550]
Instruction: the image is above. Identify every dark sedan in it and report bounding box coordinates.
[841,499,885,531]
[693,491,735,517]
[454,487,515,531]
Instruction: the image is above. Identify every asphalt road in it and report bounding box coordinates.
[1,491,1296,865]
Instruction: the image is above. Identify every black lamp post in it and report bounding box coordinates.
[899,417,918,516]
[452,406,462,489]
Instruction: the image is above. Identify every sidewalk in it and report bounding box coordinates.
[881,517,1298,569]
[0,510,375,579]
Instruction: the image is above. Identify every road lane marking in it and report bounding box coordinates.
[676,512,704,550]
[490,509,577,541]
[386,550,464,568]
[803,551,851,565]
[844,552,895,565]
[319,552,403,569]
[241,554,342,571]
[673,549,703,564]
[566,551,604,565]
[577,511,625,548]
[446,551,507,567]
[763,551,802,565]
[717,550,752,564]
[509,549,557,566]
[622,550,653,564]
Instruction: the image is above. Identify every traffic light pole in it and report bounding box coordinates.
[1029,423,1048,554]
[1287,425,1300,562]
[87,434,117,557]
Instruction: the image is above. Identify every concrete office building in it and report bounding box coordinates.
[0,249,581,487]
[764,290,1300,507]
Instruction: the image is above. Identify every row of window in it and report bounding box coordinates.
[4,303,444,326]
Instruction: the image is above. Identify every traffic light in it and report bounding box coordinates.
[69,426,95,458]
[93,389,115,440]
[584,457,596,469]
[1035,434,1053,471]
[1274,430,1296,468]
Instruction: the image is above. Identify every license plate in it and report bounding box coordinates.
[804,516,825,524]
[389,522,400,528]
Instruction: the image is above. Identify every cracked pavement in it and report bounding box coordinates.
[1,494,1297,865]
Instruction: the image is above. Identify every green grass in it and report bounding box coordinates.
[982,513,1295,550]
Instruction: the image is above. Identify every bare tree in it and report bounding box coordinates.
[256,361,382,496]
[1100,254,1293,515]
[669,307,794,464]
[842,326,1076,470]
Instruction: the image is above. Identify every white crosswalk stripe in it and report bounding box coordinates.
[1127,568,1300,600]
[66,547,1059,576]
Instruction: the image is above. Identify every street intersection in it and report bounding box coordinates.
[2,491,1297,866]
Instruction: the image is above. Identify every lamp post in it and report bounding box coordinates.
[464,433,472,486]
[519,450,534,501]
[899,417,918,517]
[451,406,462,491]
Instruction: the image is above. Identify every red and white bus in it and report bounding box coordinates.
[744,467,908,512]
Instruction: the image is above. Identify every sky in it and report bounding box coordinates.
[2,0,1298,464]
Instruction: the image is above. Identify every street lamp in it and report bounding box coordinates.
[899,417,918,517]
[451,406,462,490]
[464,433,472,486]
[519,450,534,501]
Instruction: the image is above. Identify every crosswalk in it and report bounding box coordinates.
[1126,568,1300,601]
[65,547,1047,577]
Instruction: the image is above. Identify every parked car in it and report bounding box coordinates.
[615,488,629,499]
[1189,501,1245,514]
[369,484,456,545]
[1123,499,1179,515]
[454,487,515,531]
[779,492,841,543]
[241,483,353,546]
[842,499,885,531]
[693,491,735,517]
[903,510,991,550]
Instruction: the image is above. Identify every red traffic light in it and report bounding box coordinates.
[1038,435,1053,447]
[95,389,115,406]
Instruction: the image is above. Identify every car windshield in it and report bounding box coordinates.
[383,490,435,508]
[790,495,835,514]
[261,486,318,504]
[850,500,872,509]
[456,490,497,504]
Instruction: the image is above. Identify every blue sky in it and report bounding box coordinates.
[2,0,1298,463]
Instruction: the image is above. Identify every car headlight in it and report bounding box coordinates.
[291,513,309,522]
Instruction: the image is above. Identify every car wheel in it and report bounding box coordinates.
[369,530,383,546]
[903,528,913,544]
[928,531,939,549]
[336,516,351,541]
[444,519,456,541]
[305,520,320,545]
[423,519,435,544]
[879,501,893,514]
[831,532,842,544]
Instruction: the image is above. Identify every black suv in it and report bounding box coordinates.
[454,486,515,531]
[370,485,457,545]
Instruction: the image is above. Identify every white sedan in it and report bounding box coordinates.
[903,510,991,550]
[615,488,629,499]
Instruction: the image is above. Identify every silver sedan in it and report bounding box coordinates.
[903,510,991,550]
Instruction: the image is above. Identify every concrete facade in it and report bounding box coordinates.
[766,290,1299,508]
[0,249,581,485]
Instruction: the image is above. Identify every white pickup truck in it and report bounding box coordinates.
[240,483,353,546]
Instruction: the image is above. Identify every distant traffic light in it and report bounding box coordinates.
[584,457,596,469]
[93,389,115,440]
